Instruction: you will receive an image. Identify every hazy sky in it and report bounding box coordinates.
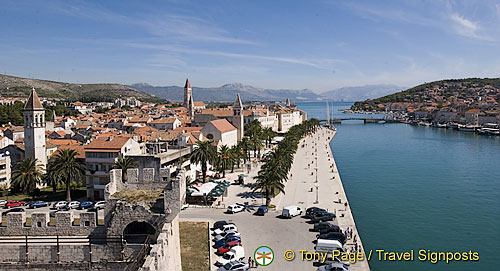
[1,0,500,92]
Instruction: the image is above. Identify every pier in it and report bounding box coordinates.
[320,117,400,124]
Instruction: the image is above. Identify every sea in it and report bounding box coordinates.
[296,101,500,271]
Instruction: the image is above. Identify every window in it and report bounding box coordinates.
[207,134,214,140]
[84,221,90,227]
[37,221,42,227]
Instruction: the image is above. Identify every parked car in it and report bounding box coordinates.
[2,208,25,215]
[215,236,241,248]
[94,201,106,209]
[217,260,250,271]
[306,207,326,218]
[215,246,245,266]
[317,262,350,271]
[0,200,7,207]
[215,240,241,249]
[213,230,241,242]
[282,205,302,218]
[319,226,343,235]
[317,232,347,244]
[310,211,336,222]
[214,224,238,236]
[29,201,49,209]
[54,201,68,210]
[255,206,268,216]
[80,202,93,209]
[217,241,242,255]
[315,239,345,254]
[313,222,340,232]
[227,204,244,214]
[213,220,228,230]
[68,201,80,209]
[6,200,25,208]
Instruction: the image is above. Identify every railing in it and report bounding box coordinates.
[125,235,151,271]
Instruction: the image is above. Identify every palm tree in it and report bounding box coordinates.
[112,157,137,182]
[245,120,264,157]
[11,158,43,196]
[51,149,85,202]
[229,145,243,172]
[252,167,286,206]
[262,127,277,147]
[239,137,251,163]
[45,159,61,195]
[190,141,217,182]
[217,145,232,178]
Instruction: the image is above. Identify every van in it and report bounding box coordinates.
[315,239,344,255]
[282,205,302,218]
[215,246,245,266]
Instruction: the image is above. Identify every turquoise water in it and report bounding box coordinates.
[297,102,500,271]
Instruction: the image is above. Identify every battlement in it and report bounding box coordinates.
[0,212,99,236]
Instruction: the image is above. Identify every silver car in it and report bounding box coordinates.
[217,260,249,271]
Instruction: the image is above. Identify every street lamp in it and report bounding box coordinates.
[314,167,318,183]
[314,183,320,204]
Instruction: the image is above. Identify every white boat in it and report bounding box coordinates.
[458,124,478,132]
[436,123,447,128]
[478,123,500,135]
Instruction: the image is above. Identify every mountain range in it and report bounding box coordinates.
[131,82,403,102]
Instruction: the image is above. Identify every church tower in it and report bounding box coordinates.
[232,93,244,141]
[23,88,47,168]
[188,94,195,119]
[183,78,192,108]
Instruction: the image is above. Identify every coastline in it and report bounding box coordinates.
[277,126,370,271]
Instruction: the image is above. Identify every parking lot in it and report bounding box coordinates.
[181,207,323,271]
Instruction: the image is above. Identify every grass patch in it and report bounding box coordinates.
[0,186,87,202]
[180,221,209,271]
[111,190,162,203]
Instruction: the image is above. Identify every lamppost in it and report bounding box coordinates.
[314,183,319,204]
[314,166,318,183]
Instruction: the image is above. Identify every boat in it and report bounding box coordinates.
[478,123,500,136]
[458,124,478,132]
[436,123,447,128]
[447,122,459,129]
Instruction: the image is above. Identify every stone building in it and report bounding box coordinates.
[23,88,47,168]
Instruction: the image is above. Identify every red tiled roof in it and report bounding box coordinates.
[185,78,191,89]
[209,119,236,133]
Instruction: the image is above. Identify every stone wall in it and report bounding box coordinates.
[0,212,102,236]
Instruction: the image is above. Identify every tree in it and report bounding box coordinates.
[239,137,251,163]
[230,144,243,172]
[262,127,277,147]
[11,158,43,196]
[112,157,137,182]
[245,120,264,157]
[45,159,61,195]
[217,145,232,178]
[252,167,286,206]
[190,141,217,182]
[50,149,85,202]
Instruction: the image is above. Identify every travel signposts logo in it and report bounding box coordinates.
[254,246,274,266]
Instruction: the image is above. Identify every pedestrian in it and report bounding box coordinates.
[354,234,357,243]
[248,257,252,267]
[344,202,348,211]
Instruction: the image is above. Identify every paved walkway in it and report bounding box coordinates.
[275,127,370,271]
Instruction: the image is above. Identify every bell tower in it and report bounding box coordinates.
[183,78,192,108]
[232,93,244,141]
[23,87,47,168]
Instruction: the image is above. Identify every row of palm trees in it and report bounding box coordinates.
[252,118,320,206]
[11,150,137,202]
[190,120,278,181]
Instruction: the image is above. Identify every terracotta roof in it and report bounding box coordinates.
[465,109,481,114]
[85,136,131,151]
[173,126,203,133]
[185,78,191,89]
[200,108,233,117]
[24,88,44,110]
[194,101,205,106]
[208,119,236,133]
[55,145,85,159]
[47,139,79,146]
[150,117,178,124]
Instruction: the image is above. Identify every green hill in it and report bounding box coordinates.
[0,74,166,103]
[351,78,500,111]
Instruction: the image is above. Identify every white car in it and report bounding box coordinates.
[54,201,68,210]
[0,200,7,207]
[68,201,80,209]
[94,201,106,209]
[213,230,241,242]
[227,204,244,214]
[217,260,250,271]
[213,224,238,236]
[216,246,245,267]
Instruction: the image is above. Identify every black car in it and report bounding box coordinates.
[255,206,268,216]
[311,211,336,223]
[313,222,340,232]
[2,208,25,215]
[213,220,228,230]
[317,232,347,244]
[306,207,326,218]
[319,226,342,235]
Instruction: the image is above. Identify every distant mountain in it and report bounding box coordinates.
[130,82,323,102]
[320,84,404,102]
[0,74,164,103]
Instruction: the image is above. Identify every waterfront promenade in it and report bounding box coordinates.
[276,126,371,271]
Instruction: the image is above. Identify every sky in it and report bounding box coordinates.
[1,0,500,92]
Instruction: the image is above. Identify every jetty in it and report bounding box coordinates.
[277,126,371,271]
